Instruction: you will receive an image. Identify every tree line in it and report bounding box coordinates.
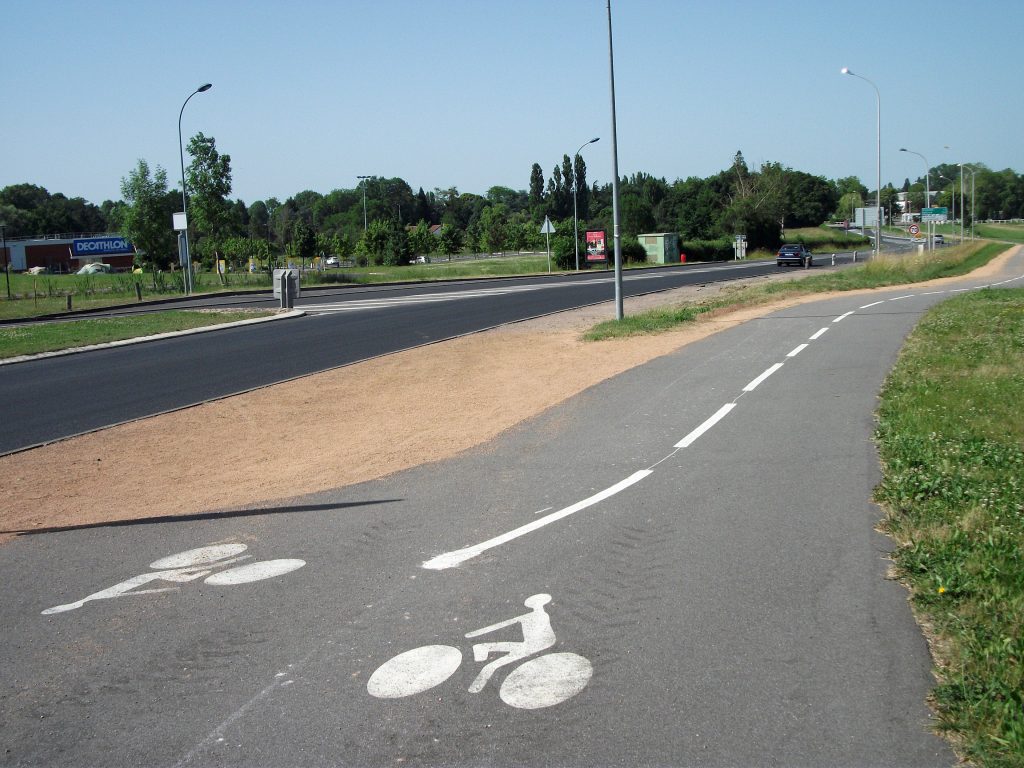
[3,144,1024,272]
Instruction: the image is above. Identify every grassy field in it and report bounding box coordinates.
[0,310,275,359]
[971,222,1024,243]
[874,288,1024,766]
[585,241,1009,339]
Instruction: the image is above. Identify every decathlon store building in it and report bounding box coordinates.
[3,234,135,273]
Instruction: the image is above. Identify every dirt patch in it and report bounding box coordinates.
[1,250,1017,543]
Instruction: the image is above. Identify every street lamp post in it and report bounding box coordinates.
[962,164,978,240]
[572,137,600,271]
[178,82,212,296]
[357,176,371,230]
[606,0,624,320]
[841,67,881,259]
[900,147,931,250]
[1,223,9,300]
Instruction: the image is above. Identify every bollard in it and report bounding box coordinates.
[831,253,836,266]
[66,294,72,311]
[853,250,858,263]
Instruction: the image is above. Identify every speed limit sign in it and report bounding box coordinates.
[909,224,920,235]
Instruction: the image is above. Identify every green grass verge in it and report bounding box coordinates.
[874,288,1024,766]
[585,242,1010,340]
[972,223,1024,244]
[0,310,275,359]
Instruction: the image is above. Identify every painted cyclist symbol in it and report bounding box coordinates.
[367,594,592,710]
[42,543,305,615]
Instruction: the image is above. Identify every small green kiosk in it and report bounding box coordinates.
[639,232,681,264]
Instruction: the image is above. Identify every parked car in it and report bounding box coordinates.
[75,262,112,275]
[776,244,813,267]
[412,255,430,264]
[27,266,48,275]
[324,256,340,267]
[933,234,945,245]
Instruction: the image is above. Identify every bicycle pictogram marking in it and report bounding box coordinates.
[42,543,305,615]
[367,594,592,710]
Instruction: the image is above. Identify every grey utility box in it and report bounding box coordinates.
[273,268,301,308]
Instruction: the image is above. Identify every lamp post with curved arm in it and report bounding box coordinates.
[841,68,881,259]
[178,83,212,295]
[572,137,599,271]
[900,147,931,250]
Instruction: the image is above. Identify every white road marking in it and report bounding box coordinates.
[832,311,855,323]
[859,301,884,309]
[889,294,915,301]
[499,652,593,709]
[204,559,306,585]
[422,470,654,570]
[150,543,248,569]
[787,343,808,358]
[810,327,829,340]
[743,363,784,392]
[675,404,735,448]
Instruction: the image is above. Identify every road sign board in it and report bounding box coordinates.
[540,216,555,235]
[908,224,920,235]
[921,207,948,223]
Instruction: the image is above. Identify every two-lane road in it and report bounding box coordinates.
[0,258,843,455]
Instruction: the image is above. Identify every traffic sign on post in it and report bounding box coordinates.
[540,217,555,273]
[921,207,948,223]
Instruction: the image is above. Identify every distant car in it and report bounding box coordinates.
[324,256,340,267]
[27,266,48,275]
[933,234,945,245]
[412,255,430,264]
[777,244,813,267]
[76,262,112,275]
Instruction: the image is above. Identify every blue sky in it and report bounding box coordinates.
[2,0,1020,206]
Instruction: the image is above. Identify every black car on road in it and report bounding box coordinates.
[777,243,813,267]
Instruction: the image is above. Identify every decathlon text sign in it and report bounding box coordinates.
[72,237,134,257]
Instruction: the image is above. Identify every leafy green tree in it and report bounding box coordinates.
[292,220,317,265]
[408,220,435,257]
[438,222,463,260]
[113,159,176,268]
[382,225,410,266]
[185,133,233,256]
[357,219,390,266]
[837,191,865,220]
[478,203,509,252]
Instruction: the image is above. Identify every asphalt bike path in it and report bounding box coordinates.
[2,250,1020,766]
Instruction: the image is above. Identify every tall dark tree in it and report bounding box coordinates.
[573,154,590,220]
[528,163,545,216]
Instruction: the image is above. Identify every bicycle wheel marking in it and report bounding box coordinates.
[499,653,593,710]
[367,645,463,699]
[204,559,306,585]
[149,543,248,570]
[42,543,306,615]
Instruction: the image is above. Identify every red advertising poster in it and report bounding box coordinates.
[585,230,607,262]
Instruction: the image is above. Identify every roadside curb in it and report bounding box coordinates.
[0,309,305,367]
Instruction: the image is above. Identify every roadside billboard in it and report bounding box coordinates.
[585,230,607,263]
[71,236,134,258]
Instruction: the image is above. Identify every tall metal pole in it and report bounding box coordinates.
[1,223,9,300]
[840,68,880,259]
[606,0,623,320]
[959,163,965,242]
[573,137,599,272]
[901,148,930,250]
[357,176,370,230]
[179,83,212,296]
